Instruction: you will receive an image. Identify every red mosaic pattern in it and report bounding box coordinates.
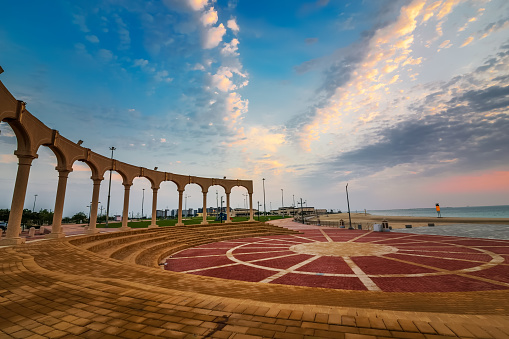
[164,228,509,292]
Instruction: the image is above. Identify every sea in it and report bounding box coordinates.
[366,205,509,219]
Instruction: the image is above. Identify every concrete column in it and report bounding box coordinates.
[46,170,71,239]
[86,179,102,234]
[249,193,255,222]
[120,184,132,231]
[225,192,231,223]
[201,191,208,225]
[148,188,159,228]
[176,189,184,226]
[1,155,35,245]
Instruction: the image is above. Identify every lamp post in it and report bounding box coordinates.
[105,146,116,227]
[220,196,224,223]
[262,178,266,219]
[142,188,145,219]
[87,203,92,226]
[281,189,284,218]
[346,183,352,229]
[32,194,38,212]
[184,194,191,218]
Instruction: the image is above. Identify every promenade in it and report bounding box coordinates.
[1,220,509,338]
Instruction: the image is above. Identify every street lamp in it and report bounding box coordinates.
[105,146,116,227]
[142,188,145,219]
[220,196,224,223]
[281,189,284,218]
[346,183,352,229]
[32,194,38,212]
[262,178,266,219]
[87,203,92,226]
[184,194,191,218]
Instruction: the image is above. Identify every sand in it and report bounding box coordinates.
[309,212,509,229]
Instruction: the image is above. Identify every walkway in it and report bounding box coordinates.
[1,221,509,338]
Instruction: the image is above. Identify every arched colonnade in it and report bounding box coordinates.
[0,79,255,246]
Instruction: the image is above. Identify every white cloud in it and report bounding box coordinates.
[211,67,236,92]
[203,23,226,49]
[227,18,239,34]
[224,92,248,129]
[98,49,114,62]
[221,38,239,56]
[187,0,208,11]
[154,70,173,83]
[85,35,99,43]
[133,59,149,67]
[201,7,218,26]
[72,14,89,33]
[193,63,206,71]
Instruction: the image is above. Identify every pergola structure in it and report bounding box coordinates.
[0,77,255,246]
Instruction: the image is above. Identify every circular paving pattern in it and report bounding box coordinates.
[164,227,509,292]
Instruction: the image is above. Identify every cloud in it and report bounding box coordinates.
[211,67,236,92]
[72,14,89,33]
[221,38,239,56]
[460,36,474,47]
[114,15,131,50]
[0,154,17,164]
[85,35,99,43]
[187,0,208,11]
[201,7,218,26]
[480,18,509,39]
[203,23,226,49]
[98,49,114,62]
[227,18,239,34]
[154,70,173,83]
[224,92,248,129]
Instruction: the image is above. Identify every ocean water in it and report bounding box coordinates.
[367,205,509,219]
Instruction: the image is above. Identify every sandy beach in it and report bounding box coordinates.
[309,212,509,229]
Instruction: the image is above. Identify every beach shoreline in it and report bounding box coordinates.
[309,212,509,229]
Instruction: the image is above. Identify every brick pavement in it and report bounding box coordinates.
[1,221,509,338]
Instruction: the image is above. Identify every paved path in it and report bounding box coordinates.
[1,220,509,338]
[168,221,509,293]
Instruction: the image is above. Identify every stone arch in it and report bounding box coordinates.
[0,76,256,245]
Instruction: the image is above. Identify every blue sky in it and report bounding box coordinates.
[1,0,509,217]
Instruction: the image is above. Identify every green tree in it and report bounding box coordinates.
[71,212,87,224]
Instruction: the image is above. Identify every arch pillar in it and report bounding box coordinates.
[46,169,71,239]
[86,178,102,234]
[201,191,208,225]
[148,187,159,228]
[120,183,132,231]
[225,192,232,223]
[248,193,255,222]
[1,154,37,245]
[176,189,184,226]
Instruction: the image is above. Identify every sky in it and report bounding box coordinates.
[1,0,508,218]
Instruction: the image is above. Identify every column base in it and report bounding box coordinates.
[85,228,100,234]
[45,232,66,239]
[0,237,26,246]
[175,223,184,226]
[148,224,158,228]
[119,227,131,231]
[225,220,232,223]
[248,218,255,222]
[200,221,209,225]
